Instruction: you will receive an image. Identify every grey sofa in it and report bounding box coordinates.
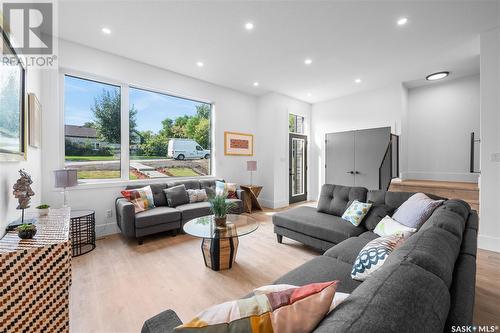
[115,178,245,244]
[142,185,478,332]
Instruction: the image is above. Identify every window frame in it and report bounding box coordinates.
[60,69,215,186]
[289,113,305,134]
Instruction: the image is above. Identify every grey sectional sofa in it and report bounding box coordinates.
[115,178,245,244]
[141,184,478,332]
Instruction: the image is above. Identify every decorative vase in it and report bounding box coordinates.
[37,208,49,217]
[214,216,227,228]
[18,228,37,239]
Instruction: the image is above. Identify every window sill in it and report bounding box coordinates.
[53,175,217,191]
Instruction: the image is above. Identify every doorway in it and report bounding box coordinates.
[289,133,307,203]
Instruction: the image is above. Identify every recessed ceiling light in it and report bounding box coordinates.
[101,27,111,34]
[426,71,450,81]
[253,81,259,87]
[196,61,204,67]
[397,17,408,26]
[355,78,362,84]
[245,22,254,30]
[307,93,312,97]
[304,58,313,65]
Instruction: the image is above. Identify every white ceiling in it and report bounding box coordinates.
[57,1,499,103]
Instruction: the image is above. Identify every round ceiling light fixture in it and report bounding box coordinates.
[101,27,111,34]
[253,81,259,87]
[354,78,362,84]
[397,17,408,26]
[304,58,312,65]
[426,71,450,81]
[196,61,204,67]
[245,22,254,30]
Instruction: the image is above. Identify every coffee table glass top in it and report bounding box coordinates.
[183,214,259,239]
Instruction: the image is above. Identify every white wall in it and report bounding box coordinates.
[405,75,480,182]
[310,83,405,199]
[41,40,258,236]
[256,93,311,208]
[479,27,500,253]
[0,69,43,238]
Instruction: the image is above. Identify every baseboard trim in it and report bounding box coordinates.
[96,223,120,238]
[478,234,500,253]
[400,171,479,183]
[259,198,289,209]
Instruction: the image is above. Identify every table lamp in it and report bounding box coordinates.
[54,169,78,207]
[247,161,257,186]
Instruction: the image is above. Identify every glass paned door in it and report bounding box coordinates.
[289,133,307,203]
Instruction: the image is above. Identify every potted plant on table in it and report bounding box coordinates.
[17,223,37,239]
[36,204,50,217]
[209,194,236,228]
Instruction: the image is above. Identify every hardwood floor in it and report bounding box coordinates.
[70,203,500,332]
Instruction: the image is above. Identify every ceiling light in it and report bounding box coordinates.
[397,17,408,26]
[307,93,312,97]
[304,58,312,65]
[101,27,111,34]
[253,81,259,87]
[245,22,254,30]
[355,78,362,84]
[426,71,450,81]
[196,61,204,67]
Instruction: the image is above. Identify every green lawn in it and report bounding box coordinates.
[66,156,116,162]
[165,168,199,177]
[77,171,138,180]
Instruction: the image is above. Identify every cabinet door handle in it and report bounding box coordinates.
[346,171,354,175]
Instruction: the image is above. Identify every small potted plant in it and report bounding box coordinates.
[209,194,236,228]
[17,223,37,239]
[35,204,50,217]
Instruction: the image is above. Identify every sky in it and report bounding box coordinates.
[64,75,209,133]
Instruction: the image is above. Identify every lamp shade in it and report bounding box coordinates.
[54,169,78,188]
[247,160,257,172]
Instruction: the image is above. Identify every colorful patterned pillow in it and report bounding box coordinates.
[187,189,208,203]
[341,200,373,226]
[120,186,155,213]
[374,215,417,237]
[351,234,405,281]
[215,181,238,199]
[175,281,338,332]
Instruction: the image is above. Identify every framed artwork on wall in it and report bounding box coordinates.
[28,93,41,148]
[224,131,254,156]
[0,29,27,161]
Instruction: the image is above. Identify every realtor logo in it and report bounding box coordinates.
[2,2,53,54]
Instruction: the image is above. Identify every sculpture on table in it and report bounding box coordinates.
[12,169,35,224]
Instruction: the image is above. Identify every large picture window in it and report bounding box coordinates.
[129,87,211,179]
[64,75,122,180]
[63,74,212,181]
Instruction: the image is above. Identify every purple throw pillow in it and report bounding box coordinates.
[392,193,444,229]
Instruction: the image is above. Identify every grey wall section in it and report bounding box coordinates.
[325,127,391,190]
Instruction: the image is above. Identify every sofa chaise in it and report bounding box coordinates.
[115,178,245,244]
[141,184,478,332]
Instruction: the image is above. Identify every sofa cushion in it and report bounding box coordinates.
[368,190,446,211]
[274,256,362,294]
[273,206,366,245]
[200,179,217,197]
[419,203,468,239]
[167,180,201,190]
[358,231,379,241]
[460,227,477,257]
[135,207,181,229]
[164,185,190,207]
[323,237,371,265]
[126,183,167,207]
[176,202,212,222]
[317,184,367,216]
[315,261,450,333]
[362,204,394,230]
[226,198,243,214]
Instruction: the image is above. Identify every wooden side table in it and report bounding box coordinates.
[240,185,263,213]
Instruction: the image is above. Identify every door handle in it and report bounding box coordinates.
[346,171,354,175]
[354,171,360,174]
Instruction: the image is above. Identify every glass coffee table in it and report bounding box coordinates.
[183,214,259,271]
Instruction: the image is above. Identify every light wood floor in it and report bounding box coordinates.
[70,205,500,332]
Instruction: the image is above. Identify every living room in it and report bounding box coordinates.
[1,1,499,332]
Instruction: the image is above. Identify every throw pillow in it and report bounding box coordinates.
[341,200,373,226]
[392,193,444,229]
[253,284,350,314]
[363,204,395,230]
[351,234,405,281]
[120,186,155,213]
[164,184,190,207]
[175,281,338,333]
[374,215,417,237]
[187,189,208,203]
[215,180,238,199]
